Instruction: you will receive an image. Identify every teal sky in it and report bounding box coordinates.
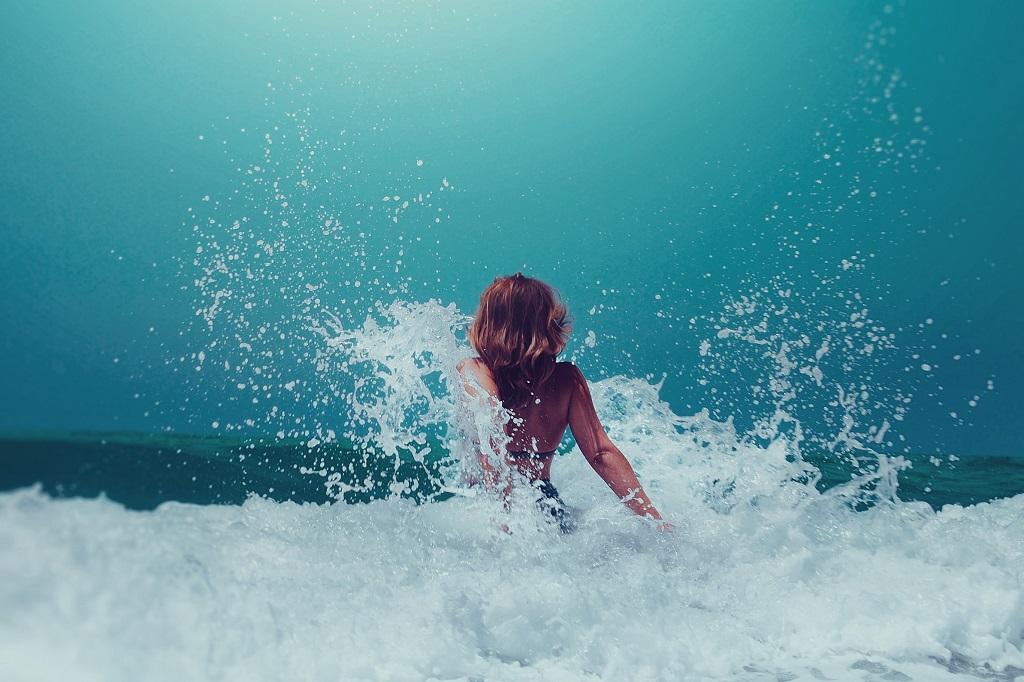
[1,1,1021,457]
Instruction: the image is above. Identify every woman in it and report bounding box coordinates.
[458,273,666,532]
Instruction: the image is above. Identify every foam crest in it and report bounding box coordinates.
[304,299,906,518]
[1,477,1021,681]
[311,299,516,500]
[4,300,1021,678]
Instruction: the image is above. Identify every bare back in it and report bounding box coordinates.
[458,273,664,523]
[459,358,613,480]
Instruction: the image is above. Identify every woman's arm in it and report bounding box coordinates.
[567,365,664,522]
[456,358,512,496]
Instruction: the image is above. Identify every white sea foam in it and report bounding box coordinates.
[1,480,1021,681]
[2,355,1022,681]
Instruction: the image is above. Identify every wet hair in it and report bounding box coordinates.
[468,273,571,408]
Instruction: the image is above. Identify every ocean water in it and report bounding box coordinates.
[3,301,1024,681]
[2,1,1024,680]
[2,367,1024,681]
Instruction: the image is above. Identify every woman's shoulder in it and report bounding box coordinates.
[555,360,582,375]
[457,356,488,374]
[554,361,587,385]
[457,357,497,387]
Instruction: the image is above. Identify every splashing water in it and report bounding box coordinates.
[309,299,473,500]
[4,299,1019,679]
[2,5,1022,681]
[304,297,914,513]
[2,303,1022,679]
[2,297,1022,679]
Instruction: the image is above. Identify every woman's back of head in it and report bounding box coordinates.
[468,273,571,408]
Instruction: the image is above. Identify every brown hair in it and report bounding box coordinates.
[468,273,571,408]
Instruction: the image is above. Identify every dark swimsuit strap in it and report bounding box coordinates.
[506,449,557,459]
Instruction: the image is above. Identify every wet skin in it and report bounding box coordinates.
[459,358,664,521]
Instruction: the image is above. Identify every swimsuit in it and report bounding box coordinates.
[534,478,576,534]
[507,449,576,534]
[506,448,557,460]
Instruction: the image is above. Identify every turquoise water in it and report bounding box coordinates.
[3,2,1024,680]
[1,0,1022,459]
[3,431,1023,510]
